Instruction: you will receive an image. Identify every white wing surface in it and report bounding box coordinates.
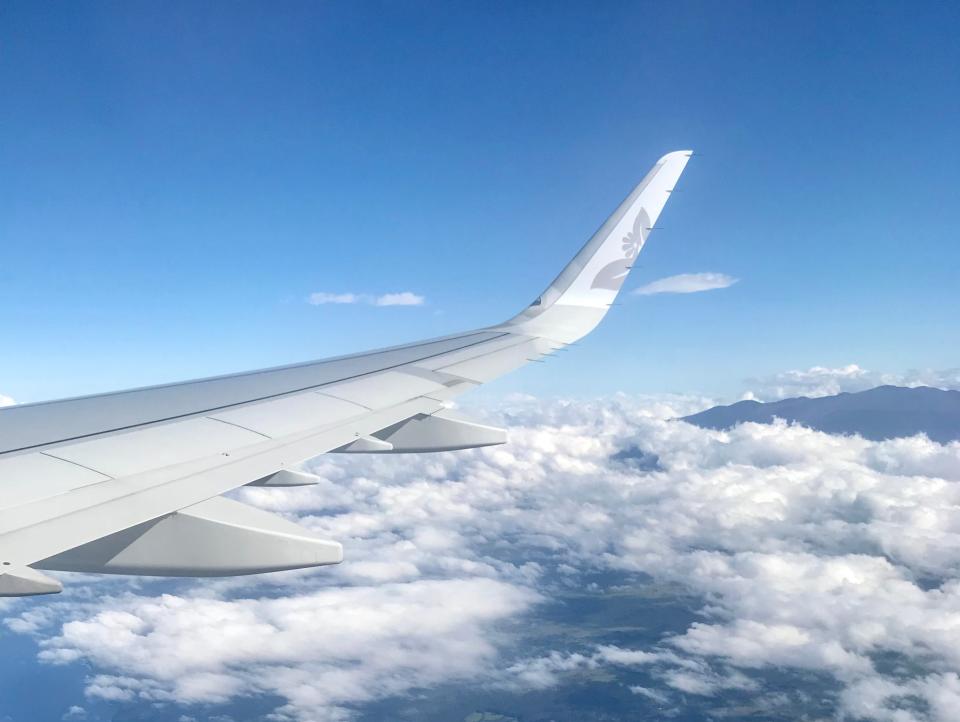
[0,151,692,596]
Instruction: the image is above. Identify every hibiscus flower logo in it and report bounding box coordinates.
[591,208,650,291]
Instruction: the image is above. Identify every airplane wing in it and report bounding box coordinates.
[0,150,692,596]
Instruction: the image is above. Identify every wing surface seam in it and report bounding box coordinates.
[39,452,117,480]
[205,416,274,439]
[313,391,374,412]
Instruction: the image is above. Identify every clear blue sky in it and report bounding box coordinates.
[1,1,958,403]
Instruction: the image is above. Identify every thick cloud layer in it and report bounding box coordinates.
[6,394,960,721]
[39,579,534,721]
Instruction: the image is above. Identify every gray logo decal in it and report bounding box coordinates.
[591,208,650,291]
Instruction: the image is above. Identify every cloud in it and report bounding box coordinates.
[500,645,659,690]
[372,292,425,306]
[32,580,535,720]
[743,363,873,400]
[8,393,960,721]
[745,364,960,400]
[894,367,960,390]
[307,291,425,307]
[0,392,15,407]
[632,272,738,295]
[306,292,364,305]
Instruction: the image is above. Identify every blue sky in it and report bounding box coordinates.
[1,1,958,403]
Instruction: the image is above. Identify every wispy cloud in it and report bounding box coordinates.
[373,292,425,307]
[307,291,425,307]
[0,392,15,407]
[306,292,364,305]
[633,272,738,296]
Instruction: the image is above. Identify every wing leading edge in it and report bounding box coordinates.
[0,151,692,596]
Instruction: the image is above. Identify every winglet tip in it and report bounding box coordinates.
[659,149,694,164]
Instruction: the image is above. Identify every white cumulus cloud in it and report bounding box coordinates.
[32,580,535,720]
[745,363,960,400]
[61,705,87,721]
[744,363,873,400]
[633,272,738,296]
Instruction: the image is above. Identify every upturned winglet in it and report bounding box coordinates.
[504,150,692,342]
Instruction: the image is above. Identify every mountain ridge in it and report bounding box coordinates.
[682,385,960,443]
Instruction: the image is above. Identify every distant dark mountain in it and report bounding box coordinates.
[682,385,960,443]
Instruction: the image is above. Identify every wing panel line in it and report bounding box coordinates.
[39,452,118,481]
[205,416,273,440]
